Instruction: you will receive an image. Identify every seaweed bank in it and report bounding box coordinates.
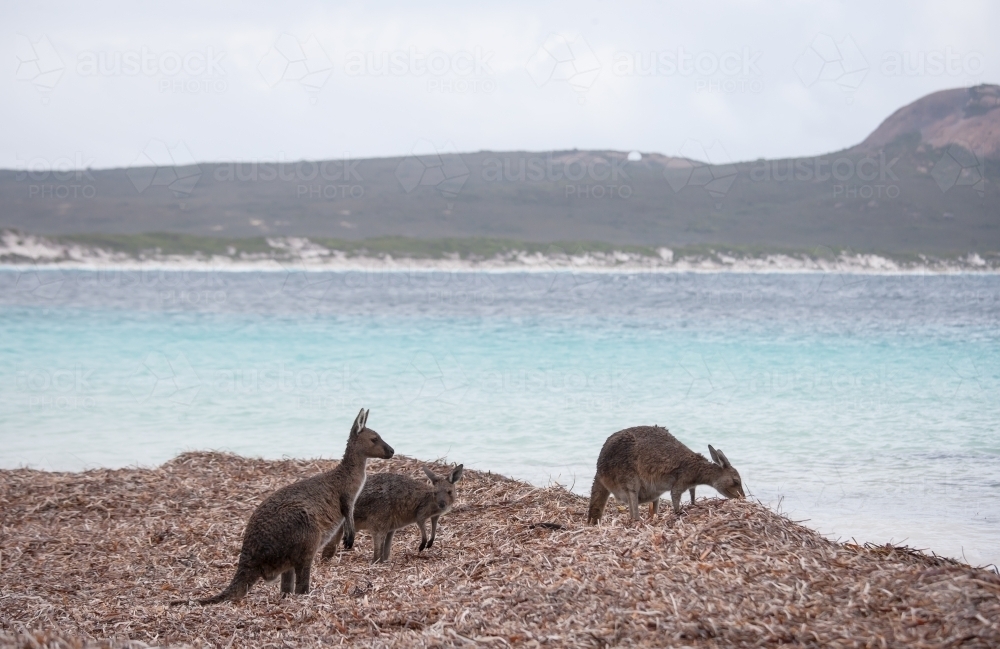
[1,452,998,648]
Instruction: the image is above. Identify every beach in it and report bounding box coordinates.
[1,452,998,648]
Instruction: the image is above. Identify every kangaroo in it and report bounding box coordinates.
[173,408,394,605]
[321,464,463,563]
[587,425,743,524]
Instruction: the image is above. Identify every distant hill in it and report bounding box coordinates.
[859,84,999,158]
[1,84,997,256]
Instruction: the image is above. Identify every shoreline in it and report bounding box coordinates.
[3,231,999,275]
[1,452,997,647]
[4,256,999,276]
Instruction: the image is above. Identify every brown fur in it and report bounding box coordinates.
[587,425,744,524]
[321,465,463,563]
[172,408,394,605]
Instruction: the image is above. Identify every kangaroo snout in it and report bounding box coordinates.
[382,443,395,459]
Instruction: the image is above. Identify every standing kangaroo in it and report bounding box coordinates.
[587,425,744,524]
[321,464,463,563]
[173,408,394,605]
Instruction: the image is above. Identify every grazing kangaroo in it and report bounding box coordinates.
[173,408,394,605]
[587,425,744,524]
[321,464,463,563]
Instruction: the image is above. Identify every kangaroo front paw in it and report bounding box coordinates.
[426,538,434,549]
[418,540,427,551]
[344,532,355,549]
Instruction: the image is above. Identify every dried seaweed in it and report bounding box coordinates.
[1,452,998,648]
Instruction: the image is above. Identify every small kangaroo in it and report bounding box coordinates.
[173,408,394,605]
[321,464,463,563]
[587,425,744,524]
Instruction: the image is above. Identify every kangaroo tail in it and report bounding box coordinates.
[170,566,257,606]
[587,477,611,525]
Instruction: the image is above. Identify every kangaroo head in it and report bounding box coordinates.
[422,464,464,512]
[708,445,744,499]
[348,408,394,459]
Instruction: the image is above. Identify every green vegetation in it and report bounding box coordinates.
[60,232,272,257]
[56,232,663,259]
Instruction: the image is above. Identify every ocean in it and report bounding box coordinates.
[2,267,998,566]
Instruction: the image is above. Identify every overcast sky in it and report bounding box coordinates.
[4,0,998,170]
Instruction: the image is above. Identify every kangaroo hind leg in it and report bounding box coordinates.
[625,490,640,521]
[381,530,395,562]
[280,569,295,596]
[294,559,312,595]
[372,532,386,563]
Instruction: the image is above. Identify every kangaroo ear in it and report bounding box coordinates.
[449,464,464,484]
[716,448,732,469]
[362,408,370,429]
[422,467,437,483]
[350,408,366,437]
[708,445,721,466]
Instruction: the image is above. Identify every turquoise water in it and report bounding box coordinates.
[2,269,999,565]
